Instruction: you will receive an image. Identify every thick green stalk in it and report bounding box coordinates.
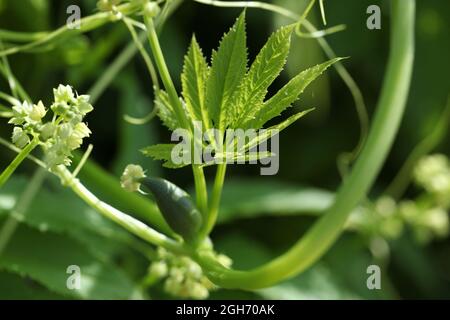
[144,16,209,219]
[0,137,39,188]
[192,165,209,219]
[201,163,227,238]
[197,0,415,289]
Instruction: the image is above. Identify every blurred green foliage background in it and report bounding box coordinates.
[0,0,449,299]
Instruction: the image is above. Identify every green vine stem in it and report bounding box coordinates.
[54,165,187,255]
[196,0,415,289]
[0,2,142,58]
[0,137,39,188]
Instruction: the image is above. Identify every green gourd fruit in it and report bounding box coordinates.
[140,177,202,242]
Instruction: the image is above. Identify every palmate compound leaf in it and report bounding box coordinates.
[146,11,342,170]
[229,24,296,129]
[205,10,247,131]
[181,35,210,127]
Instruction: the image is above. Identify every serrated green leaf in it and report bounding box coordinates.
[205,11,247,130]
[141,144,188,169]
[181,35,210,126]
[141,143,175,160]
[155,90,181,131]
[249,58,342,129]
[243,108,314,152]
[231,24,295,129]
[0,226,139,299]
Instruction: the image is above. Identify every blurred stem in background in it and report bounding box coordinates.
[0,168,46,255]
[385,97,450,199]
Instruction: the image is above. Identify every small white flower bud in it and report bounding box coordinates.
[51,102,70,117]
[149,261,168,278]
[375,196,397,217]
[58,123,72,139]
[39,123,56,141]
[423,207,449,237]
[415,154,450,194]
[143,2,160,18]
[120,164,146,192]
[11,127,30,148]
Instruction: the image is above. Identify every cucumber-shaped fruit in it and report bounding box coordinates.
[140,177,202,242]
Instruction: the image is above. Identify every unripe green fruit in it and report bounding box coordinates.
[140,177,202,242]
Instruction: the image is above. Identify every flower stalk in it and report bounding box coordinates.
[54,165,188,255]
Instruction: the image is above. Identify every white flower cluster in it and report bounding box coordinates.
[346,196,404,241]
[9,100,46,148]
[347,154,450,248]
[414,154,450,206]
[398,200,448,243]
[9,85,93,169]
[147,248,232,299]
